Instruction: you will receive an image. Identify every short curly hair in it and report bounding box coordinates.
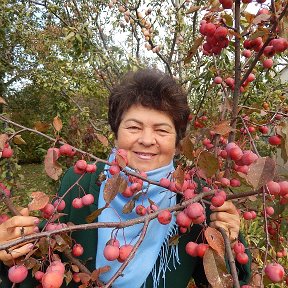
[108,69,190,144]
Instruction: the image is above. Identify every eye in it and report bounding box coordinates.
[127,126,141,131]
[156,129,169,134]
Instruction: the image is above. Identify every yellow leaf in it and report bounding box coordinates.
[53,116,63,132]
[13,135,26,145]
[184,36,204,64]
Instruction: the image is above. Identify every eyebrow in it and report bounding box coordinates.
[123,119,174,129]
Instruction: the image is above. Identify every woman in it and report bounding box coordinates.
[0,69,250,287]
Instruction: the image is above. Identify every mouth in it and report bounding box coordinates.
[134,152,157,160]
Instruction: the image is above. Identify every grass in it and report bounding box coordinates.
[1,163,58,214]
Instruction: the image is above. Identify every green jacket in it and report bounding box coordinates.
[0,162,251,287]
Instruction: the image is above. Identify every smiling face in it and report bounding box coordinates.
[116,105,177,172]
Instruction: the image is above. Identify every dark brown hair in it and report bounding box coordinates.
[108,69,190,144]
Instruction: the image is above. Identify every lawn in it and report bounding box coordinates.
[1,163,58,214]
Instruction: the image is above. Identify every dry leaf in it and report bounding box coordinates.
[104,174,124,204]
[204,227,225,256]
[245,157,275,190]
[13,135,26,145]
[253,14,270,25]
[116,154,127,169]
[184,36,204,64]
[197,151,219,178]
[96,133,109,147]
[122,199,135,214]
[172,165,184,186]
[0,134,8,150]
[44,148,63,180]
[169,234,181,246]
[71,264,79,272]
[28,191,50,211]
[186,5,201,14]
[86,206,106,223]
[34,121,50,132]
[203,248,233,288]
[53,116,63,132]
[181,135,194,160]
[0,97,7,105]
[212,120,235,136]
[77,273,91,284]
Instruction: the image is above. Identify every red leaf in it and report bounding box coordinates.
[203,248,233,288]
[204,227,225,256]
[245,157,275,190]
[197,151,219,178]
[44,148,63,180]
[28,191,50,211]
[104,174,125,204]
[172,165,184,186]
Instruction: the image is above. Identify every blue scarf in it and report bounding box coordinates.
[96,151,179,288]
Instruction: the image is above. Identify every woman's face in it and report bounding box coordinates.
[116,104,177,172]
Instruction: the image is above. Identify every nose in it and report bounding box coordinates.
[138,128,156,146]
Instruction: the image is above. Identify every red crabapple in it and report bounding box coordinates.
[268,135,281,146]
[185,241,198,257]
[72,244,84,257]
[41,271,64,288]
[196,243,209,257]
[46,261,65,274]
[259,126,269,134]
[242,50,252,58]
[243,211,253,220]
[157,210,172,225]
[109,165,121,175]
[81,194,94,206]
[72,273,81,283]
[229,147,243,161]
[176,211,192,227]
[266,181,280,195]
[233,242,245,254]
[214,27,228,40]
[265,206,274,216]
[2,147,13,158]
[35,271,44,281]
[159,178,171,188]
[72,197,83,209]
[8,265,28,283]
[59,144,75,157]
[53,199,66,211]
[135,205,147,216]
[264,263,285,283]
[118,244,134,262]
[185,203,204,219]
[214,76,223,84]
[279,181,288,196]
[211,195,225,207]
[104,245,120,261]
[75,160,87,171]
[183,189,196,200]
[230,178,241,187]
[86,164,97,173]
[236,253,249,264]
[263,59,273,69]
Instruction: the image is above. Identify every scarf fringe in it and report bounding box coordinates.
[149,223,180,288]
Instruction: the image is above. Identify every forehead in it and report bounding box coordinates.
[121,104,175,127]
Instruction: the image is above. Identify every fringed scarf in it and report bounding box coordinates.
[96,151,180,288]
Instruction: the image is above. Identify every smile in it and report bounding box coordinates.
[134,152,157,160]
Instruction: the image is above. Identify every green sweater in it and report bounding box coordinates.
[0,163,251,287]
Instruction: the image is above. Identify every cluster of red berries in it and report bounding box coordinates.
[1,143,13,158]
[103,238,134,262]
[121,171,146,198]
[72,193,95,209]
[200,21,229,56]
[73,160,97,174]
[219,142,258,174]
[185,241,209,258]
[176,202,206,233]
[242,210,257,220]
[109,149,129,175]
[233,242,249,265]
[135,203,158,216]
[244,36,288,69]
[266,180,288,205]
